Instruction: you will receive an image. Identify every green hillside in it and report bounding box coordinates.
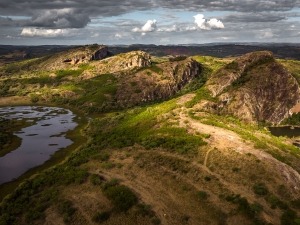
[0,45,299,225]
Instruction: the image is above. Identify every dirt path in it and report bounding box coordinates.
[177,106,300,197]
[203,148,214,167]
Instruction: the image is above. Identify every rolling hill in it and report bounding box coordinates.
[0,44,299,225]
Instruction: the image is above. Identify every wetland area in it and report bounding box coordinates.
[0,106,79,185]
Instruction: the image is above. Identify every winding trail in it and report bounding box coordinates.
[203,148,214,167]
[176,95,300,197]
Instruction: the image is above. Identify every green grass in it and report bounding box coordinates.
[1,57,47,75]
[86,98,206,154]
[192,55,229,72]
[52,73,117,112]
[279,59,300,84]
[55,68,83,79]
[185,87,216,108]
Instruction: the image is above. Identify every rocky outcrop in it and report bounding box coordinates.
[206,51,300,124]
[206,51,274,97]
[114,58,201,108]
[61,45,108,65]
[91,51,151,74]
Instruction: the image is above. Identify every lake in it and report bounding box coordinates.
[0,106,77,185]
[268,126,300,138]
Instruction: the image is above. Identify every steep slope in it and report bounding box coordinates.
[113,57,201,108]
[206,51,300,124]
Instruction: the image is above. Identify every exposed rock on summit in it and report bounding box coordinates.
[206,51,300,124]
[114,57,201,108]
[62,45,108,65]
[91,51,152,74]
[206,51,274,97]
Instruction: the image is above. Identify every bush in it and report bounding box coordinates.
[291,198,300,209]
[135,204,155,217]
[92,211,110,223]
[253,183,269,196]
[57,200,76,223]
[103,184,137,212]
[281,209,298,225]
[266,194,287,209]
[204,176,211,181]
[29,93,39,103]
[283,113,300,125]
[90,174,104,185]
[197,191,209,200]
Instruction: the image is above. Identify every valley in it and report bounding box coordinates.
[0,44,299,225]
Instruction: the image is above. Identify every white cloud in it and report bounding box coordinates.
[194,14,207,29]
[206,18,225,29]
[115,33,122,39]
[157,25,178,32]
[185,26,197,31]
[20,27,72,37]
[132,19,157,33]
[259,29,274,39]
[193,14,224,30]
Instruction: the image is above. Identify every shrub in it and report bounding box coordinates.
[151,217,161,225]
[291,198,300,209]
[266,194,287,209]
[197,191,209,200]
[135,204,155,217]
[57,200,76,223]
[253,183,269,196]
[90,174,104,186]
[29,93,39,103]
[92,211,110,223]
[204,176,211,181]
[281,209,298,225]
[103,184,137,212]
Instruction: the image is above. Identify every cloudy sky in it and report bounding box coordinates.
[0,0,300,45]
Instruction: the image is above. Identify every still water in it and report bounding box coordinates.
[0,106,77,184]
[268,126,300,138]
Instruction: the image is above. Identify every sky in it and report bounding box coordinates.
[0,0,300,45]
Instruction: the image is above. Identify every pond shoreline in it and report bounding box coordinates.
[0,103,88,201]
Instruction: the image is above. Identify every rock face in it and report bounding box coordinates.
[91,51,151,74]
[206,51,274,96]
[206,51,300,124]
[114,57,201,108]
[61,45,108,65]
